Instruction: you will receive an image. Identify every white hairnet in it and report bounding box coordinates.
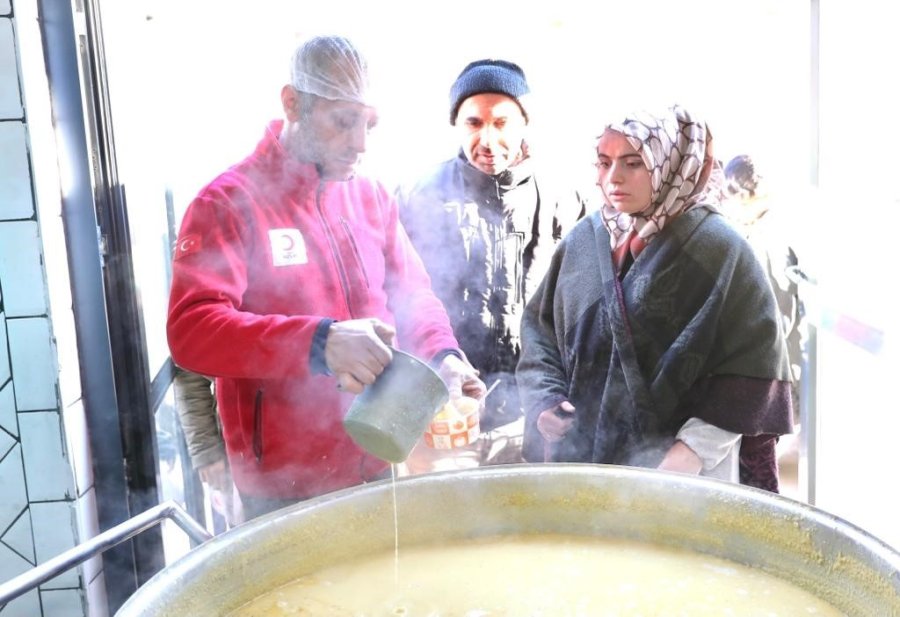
[290,35,371,106]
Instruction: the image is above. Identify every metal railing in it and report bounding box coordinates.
[0,501,211,606]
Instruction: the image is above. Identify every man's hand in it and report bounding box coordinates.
[657,440,703,475]
[436,354,486,400]
[198,458,231,492]
[325,318,396,394]
[536,401,575,443]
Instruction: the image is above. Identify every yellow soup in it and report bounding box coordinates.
[229,534,844,616]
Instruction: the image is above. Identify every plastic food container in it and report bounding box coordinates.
[424,396,480,449]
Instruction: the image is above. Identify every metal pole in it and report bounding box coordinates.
[804,0,821,505]
[0,501,211,606]
[809,0,820,187]
[786,264,818,505]
[801,323,818,505]
[35,0,140,606]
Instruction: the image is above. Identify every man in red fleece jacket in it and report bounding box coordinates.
[167,35,484,519]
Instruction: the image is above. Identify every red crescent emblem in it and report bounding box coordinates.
[281,234,295,251]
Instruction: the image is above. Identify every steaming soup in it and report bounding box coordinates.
[229,534,843,616]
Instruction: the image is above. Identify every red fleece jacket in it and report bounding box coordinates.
[167,121,459,499]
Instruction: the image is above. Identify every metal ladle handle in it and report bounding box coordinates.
[0,500,212,606]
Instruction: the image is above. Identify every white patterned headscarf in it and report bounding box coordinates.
[599,105,720,250]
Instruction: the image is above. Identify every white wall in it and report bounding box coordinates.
[804,0,900,550]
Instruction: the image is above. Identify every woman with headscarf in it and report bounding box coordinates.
[516,105,793,491]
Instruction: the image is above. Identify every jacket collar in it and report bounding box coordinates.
[250,120,322,194]
[454,149,534,213]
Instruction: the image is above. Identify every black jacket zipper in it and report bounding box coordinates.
[252,389,264,462]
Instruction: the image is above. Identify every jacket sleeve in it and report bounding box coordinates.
[526,189,587,304]
[686,228,795,437]
[382,189,460,362]
[167,190,323,380]
[551,190,588,242]
[517,240,572,421]
[173,367,225,470]
[676,417,741,471]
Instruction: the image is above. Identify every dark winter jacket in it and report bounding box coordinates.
[517,207,794,474]
[399,151,585,430]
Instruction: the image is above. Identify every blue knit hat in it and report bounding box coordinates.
[449,59,530,125]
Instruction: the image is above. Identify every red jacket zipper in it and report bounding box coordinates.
[314,183,355,316]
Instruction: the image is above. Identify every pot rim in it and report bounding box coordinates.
[116,464,900,616]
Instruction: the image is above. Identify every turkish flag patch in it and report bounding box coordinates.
[174,233,202,260]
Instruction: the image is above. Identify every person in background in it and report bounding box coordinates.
[167,35,484,520]
[398,59,586,472]
[517,105,794,492]
[172,367,242,530]
[723,154,804,425]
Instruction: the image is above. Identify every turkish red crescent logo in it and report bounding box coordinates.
[268,228,307,266]
[174,233,202,260]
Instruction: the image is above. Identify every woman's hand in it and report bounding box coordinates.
[536,401,575,443]
[657,440,703,475]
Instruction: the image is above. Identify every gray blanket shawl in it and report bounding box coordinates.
[517,207,793,465]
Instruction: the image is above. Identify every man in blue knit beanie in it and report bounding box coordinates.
[397,58,587,472]
[449,59,531,125]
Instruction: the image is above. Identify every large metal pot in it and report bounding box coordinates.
[116,465,900,616]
